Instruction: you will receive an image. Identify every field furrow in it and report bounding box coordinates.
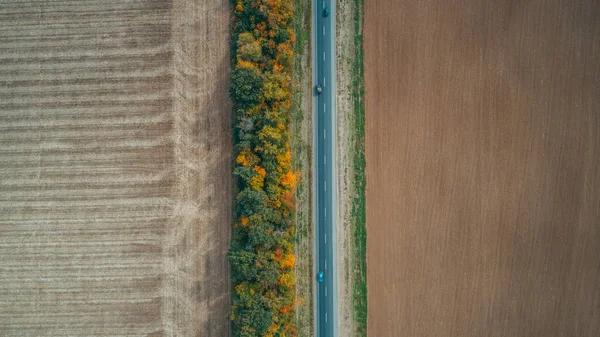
[0,1,230,335]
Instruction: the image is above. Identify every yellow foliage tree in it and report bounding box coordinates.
[280,253,295,269]
[279,272,295,288]
[236,148,257,167]
[276,150,291,169]
[259,125,282,142]
[237,59,256,70]
[248,165,266,190]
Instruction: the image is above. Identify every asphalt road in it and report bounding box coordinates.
[312,0,337,336]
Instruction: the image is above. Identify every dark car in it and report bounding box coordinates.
[318,271,324,283]
[323,7,329,17]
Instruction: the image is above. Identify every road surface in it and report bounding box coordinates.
[312,0,337,336]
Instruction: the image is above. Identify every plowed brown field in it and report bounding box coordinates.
[0,1,231,336]
[364,1,600,336]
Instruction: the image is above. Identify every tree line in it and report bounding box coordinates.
[229,0,297,336]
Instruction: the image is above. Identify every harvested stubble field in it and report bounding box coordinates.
[0,0,231,336]
[365,0,600,336]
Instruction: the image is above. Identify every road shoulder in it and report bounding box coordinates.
[336,0,367,336]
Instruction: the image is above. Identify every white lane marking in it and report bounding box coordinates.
[325,232,327,243]
[324,128,326,139]
[325,286,328,297]
[323,26,325,35]
[324,103,326,113]
[325,259,327,270]
[325,207,327,218]
[324,180,327,191]
[323,51,325,61]
[323,1,325,9]
[325,313,328,323]
[324,77,326,86]
[324,155,327,166]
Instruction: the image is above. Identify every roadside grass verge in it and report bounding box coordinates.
[350,0,367,335]
[290,0,313,336]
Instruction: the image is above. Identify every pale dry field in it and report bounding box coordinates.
[365,0,600,336]
[0,0,231,336]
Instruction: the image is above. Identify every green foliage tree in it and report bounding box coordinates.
[230,67,263,109]
[248,220,275,249]
[234,306,272,337]
[234,165,256,184]
[256,250,280,287]
[236,188,267,216]
[274,28,290,44]
[229,249,257,282]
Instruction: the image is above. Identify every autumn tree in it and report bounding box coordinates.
[230,67,263,109]
[229,0,297,334]
[236,188,267,216]
[248,219,275,249]
[229,250,257,282]
[237,32,262,63]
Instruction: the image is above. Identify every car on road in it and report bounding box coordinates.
[318,271,324,283]
[323,7,329,17]
[316,84,323,94]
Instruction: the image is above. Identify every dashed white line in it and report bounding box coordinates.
[324,128,326,139]
[325,259,327,270]
[324,103,326,113]
[324,155,327,166]
[323,26,325,35]
[325,286,328,297]
[325,232,327,243]
[324,207,327,218]
[324,77,326,86]
[325,313,328,323]
[323,51,325,61]
[324,180,327,191]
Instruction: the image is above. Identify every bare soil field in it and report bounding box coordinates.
[364,1,600,336]
[0,1,231,336]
